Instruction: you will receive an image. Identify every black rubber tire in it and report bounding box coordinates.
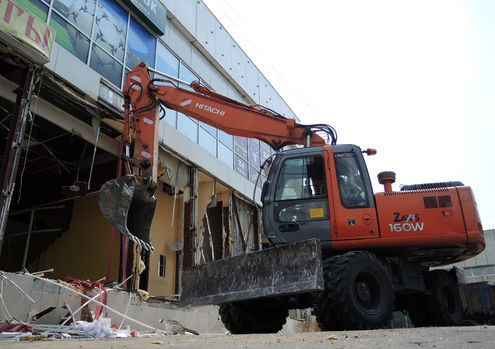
[219,299,288,334]
[315,251,394,330]
[423,270,464,326]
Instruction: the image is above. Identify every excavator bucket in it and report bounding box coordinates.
[98,175,156,252]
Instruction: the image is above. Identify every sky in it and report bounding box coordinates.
[203,0,495,228]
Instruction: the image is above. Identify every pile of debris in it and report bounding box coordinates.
[0,270,199,342]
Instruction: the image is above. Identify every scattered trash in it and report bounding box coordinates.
[18,334,53,342]
[0,271,201,343]
[75,318,115,338]
[0,324,33,333]
[328,334,339,340]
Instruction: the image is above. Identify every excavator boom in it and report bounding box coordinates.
[99,62,335,252]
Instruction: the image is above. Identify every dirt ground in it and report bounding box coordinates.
[1,326,494,349]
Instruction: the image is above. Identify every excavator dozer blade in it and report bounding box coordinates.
[180,239,323,306]
[98,175,156,252]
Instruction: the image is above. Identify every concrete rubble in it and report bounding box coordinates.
[0,270,226,342]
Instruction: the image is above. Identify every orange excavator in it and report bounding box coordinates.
[99,62,485,332]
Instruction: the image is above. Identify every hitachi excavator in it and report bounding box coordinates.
[99,62,485,332]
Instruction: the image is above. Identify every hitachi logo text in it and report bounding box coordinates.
[195,102,226,116]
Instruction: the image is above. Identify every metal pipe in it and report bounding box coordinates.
[146,66,191,86]
[6,228,62,239]
[87,119,101,190]
[0,68,36,256]
[21,209,35,271]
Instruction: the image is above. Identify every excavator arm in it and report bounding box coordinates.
[125,62,333,153]
[99,62,335,253]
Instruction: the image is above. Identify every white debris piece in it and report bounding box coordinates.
[75,318,116,338]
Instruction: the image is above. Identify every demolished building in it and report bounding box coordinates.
[0,0,295,306]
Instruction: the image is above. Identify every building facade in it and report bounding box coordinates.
[0,0,298,297]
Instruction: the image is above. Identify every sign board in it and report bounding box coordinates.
[122,0,167,36]
[0,0,54,63]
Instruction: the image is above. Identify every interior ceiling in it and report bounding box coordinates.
[0,57,120,212]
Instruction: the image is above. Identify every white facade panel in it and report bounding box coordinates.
[164,0,197,37]
[165,20,193,67]
[196,1,216,57]
[214,25,233,73]
[44,43,100,101]
[191,46,212,84]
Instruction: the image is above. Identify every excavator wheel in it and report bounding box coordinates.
[422,270,464,326]
[316,251,394,330]
[219,299,288,334]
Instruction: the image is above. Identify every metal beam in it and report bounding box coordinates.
[0,75,120,156]
[0,68,35,255]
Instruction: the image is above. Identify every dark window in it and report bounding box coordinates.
[438,195,452,208]
[334,152,368,208]
[424,196,438,208]
[158,255,166,277]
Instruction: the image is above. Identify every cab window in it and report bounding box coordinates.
[334,152,368,208]
[274,156,328,222]
[275,156,327,201]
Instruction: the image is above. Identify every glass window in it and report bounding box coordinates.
[158,255,166,277]
[274,156,328,223]
[156,43,179,78]
[275,156,327,201]
[249,165,260,184]
[50,12,90,63]
[93,0,127,62]
[200,122,216,137]
[234,155,248,178]
[218,143,233,168]
[486,266,495,275]
[219,130,233,148]
[199,127,216,156]
[177,114,198,142]
[260,142,271,163]
[248,138,260,168]
[16,0,48,21]
[126,16,156,69]
[234,136,248,160]
[334,152,368,208]
[53,0,95,36]
[471,268,482,277]
[179,63,197,91]
[90,44,122,86]
[156,43,179,127]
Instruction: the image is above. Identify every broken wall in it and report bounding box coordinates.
[28,193,119,282]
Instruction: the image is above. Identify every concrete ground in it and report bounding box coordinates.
[1,326,495,349]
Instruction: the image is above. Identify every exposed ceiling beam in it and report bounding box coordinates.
[0,75,120,156]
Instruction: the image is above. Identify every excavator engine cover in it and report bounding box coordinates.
[180,239,323,306]
[99,175,156,252]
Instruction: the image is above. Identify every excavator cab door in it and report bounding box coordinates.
[325,145,379,240]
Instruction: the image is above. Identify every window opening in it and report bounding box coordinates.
[158,255,166,277]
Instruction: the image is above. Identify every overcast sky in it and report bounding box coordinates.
[203,0,495,228]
